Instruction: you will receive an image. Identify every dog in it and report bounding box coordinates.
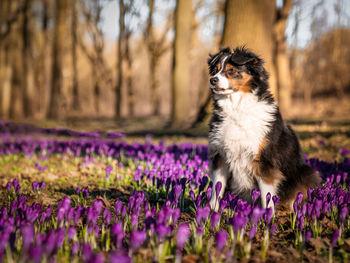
[208,47,320,211]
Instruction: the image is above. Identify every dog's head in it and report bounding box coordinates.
[208,47,269,97]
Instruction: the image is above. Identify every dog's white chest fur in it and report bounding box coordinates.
[209,92,276,193]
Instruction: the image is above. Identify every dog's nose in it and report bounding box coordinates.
[210,77,218,86]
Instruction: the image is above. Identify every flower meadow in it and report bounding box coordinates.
[0,121,350,262]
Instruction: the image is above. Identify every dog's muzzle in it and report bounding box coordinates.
[210,76,234,95]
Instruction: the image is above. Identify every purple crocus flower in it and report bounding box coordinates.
[264,208,273,225]
[196,206,210,225]
[231,212,248,234]
[307,188,314,202]
[339,206,348,224]
[110,251,131,263]
[32,182,39,192]
[251,189,261,205]
[174,184,183,201]
[6,182,12,193]
[29,245,43,263]
[305,230,312,243]
[87,253,104,263]
[300,216,305,230]
[114,200,123,216]
[172,208,181,225]
[270,222,277,235]
[272,195,280,208]
[130,230,147,250]
[39,181,45,190]
[215,230,228,252]
[215,182,222,200]
[72,241,79,256]
[249,225,257,240]
[331,230,339,247]
[106,165,113,176]
[82,243,92,261]
[210,212,221,231]
[266,193,271,208]
[176,223,190,250]
[12,179,19,189]
[21,224,34,250]
[219,199,228,212]
[111,222,124,248]
[131,214,138,229]
[155,224,171,241]
[103,208,111,225]
[93,200,103,214]
[68,226,76,241]
[206,187,212,201]
[296,192,303,205]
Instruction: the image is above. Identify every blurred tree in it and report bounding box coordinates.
[36,0,51,119]
[299,28,350,101]
[9,1,23,119]
[274,0,293,112]
[0,0,23,119]
[48,0,68,119]
[144,0,173,116]
[115,0,125,118]
[171,0,192,127]
[221,0,277,96]
[124,0,137,117]
[80,0,113,115]
[22,0,36,117]
[71,0,80,111]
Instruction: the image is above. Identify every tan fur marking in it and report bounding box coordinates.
[256,137,269,161]
[217,64,221,71]
[280,184,308,211]
[252,160,283,185]
[226,72,252,93]
[225,64,235,70]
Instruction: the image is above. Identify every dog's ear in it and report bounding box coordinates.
[230,52,260,66]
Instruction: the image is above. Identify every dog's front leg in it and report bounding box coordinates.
[209,167,227,211]
[258,178,277,210]
[209,153,227,211]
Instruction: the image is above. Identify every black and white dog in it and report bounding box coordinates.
[208,47,320,211]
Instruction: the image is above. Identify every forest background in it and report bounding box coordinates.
[0,0,350,131]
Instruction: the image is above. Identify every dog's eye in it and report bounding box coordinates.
[226,68,236,74]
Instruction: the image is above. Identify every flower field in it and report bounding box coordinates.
[0,121,349,262]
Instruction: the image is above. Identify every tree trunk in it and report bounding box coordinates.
[48,0,67,119]
[274,0,293,114]
[150,55,160,115]
[145,0,160,116]
[171,0,192,127]
[115,0,125,119]
[8,2,23,119]
[22,0,36,118]
[125,32,134,117]
[9,34,23,119]
[71,0,80,110]
[37,0,50,119]
[221,0,277,98]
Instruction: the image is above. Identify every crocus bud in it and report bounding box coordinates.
[215,230,228,252]
[331,230,339,247]
[130,230,147,250]
[215,182,222,200]
[176,223,190,250]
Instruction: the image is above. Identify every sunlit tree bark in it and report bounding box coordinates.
[171,0,192,127]
[48,0,68,119]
